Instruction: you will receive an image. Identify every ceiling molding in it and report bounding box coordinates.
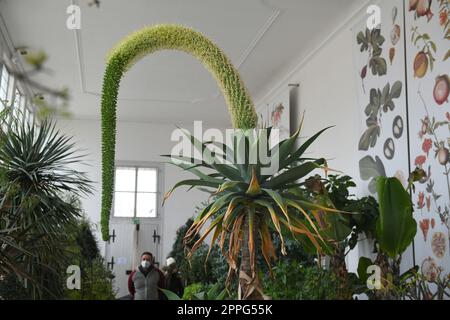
[254,0,371,106]
[71,0,281,104]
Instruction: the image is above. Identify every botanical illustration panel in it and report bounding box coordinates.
[257,88,290,141]
[353,0,410,196]
[352,0,415,269]
[405,0,450,277]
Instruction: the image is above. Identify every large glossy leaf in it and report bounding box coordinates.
[161,289,182,300]
[357,256,373,285]
[323,213,352,242]
[375,177,417,258]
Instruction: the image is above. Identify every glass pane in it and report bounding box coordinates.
[27,109,34,127]
[6,75,14,104]
[23,109,28,125]
[114,192,135,217]
[136,192,157,218]
[0,65,9,102]
[13,90,22,119]
[137,168,157,192]
[21,99,26,121]
[115,167,136,192]
[13,89,19,107]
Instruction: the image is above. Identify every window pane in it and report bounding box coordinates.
[0,65,9,105]
[20,97,26,120]
[6,75,14,105]
[114,192,135,217]
[27,108,34,127]
[137,168,157,192]
[136,192,157,218]
[13,89,22,119]
[115,167,136,192]
[23,108,28,125]
[0,65,9,110]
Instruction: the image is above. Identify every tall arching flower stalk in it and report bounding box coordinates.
[99,24,337,299]
[99,24,257,240]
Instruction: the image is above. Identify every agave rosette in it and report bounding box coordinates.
[163,124,340,279]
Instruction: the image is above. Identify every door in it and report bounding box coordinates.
[105,220,161,298]
[104,162,164,298]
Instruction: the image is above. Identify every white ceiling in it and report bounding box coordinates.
[0,0,360,126]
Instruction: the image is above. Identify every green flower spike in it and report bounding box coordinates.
[100,24,257,240]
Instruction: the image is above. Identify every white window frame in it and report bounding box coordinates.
[112,161,164,222]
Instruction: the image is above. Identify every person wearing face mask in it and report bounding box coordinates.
[128,252,165,300]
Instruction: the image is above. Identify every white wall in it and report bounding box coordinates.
[56,119,213,263]
[57,0,406,274]
[254,1,386,273]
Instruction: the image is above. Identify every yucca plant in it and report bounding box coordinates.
[0,117,92,298]
[163,124,340,299]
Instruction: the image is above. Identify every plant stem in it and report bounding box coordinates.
[418,87,450,200]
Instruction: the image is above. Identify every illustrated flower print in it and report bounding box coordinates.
[431,232,446,258]
[420,219,430,241]
[419,117,430,138]
[270,104,284,127]
[422,138,433,155]
[415,155,427,167]
[418,191,426,209]
[421,257,441,282]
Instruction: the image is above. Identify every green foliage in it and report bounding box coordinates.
[181,282,228,300]
[75,220,100,263]
[0,273,29,300]
[163,282,229,300]
[375,177,417,258]
[0,118,92,299]
[168,218,216,284]
[164,125,337,297]
[182,283,204,300]
[168,213,314,296]
[64,218,116,300]
[324,175,379,248]
[393,270,450,300]
[100,24,258,240]
[264,260,341,300]
[65,257,115,300]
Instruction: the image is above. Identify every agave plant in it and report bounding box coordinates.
[164,124,339,299]
[0,117,92,298]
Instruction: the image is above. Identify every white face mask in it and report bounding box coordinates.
[141,260,151,269]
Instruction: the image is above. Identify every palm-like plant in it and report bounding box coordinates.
[0,117,92,298]
[164,124,339,299]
